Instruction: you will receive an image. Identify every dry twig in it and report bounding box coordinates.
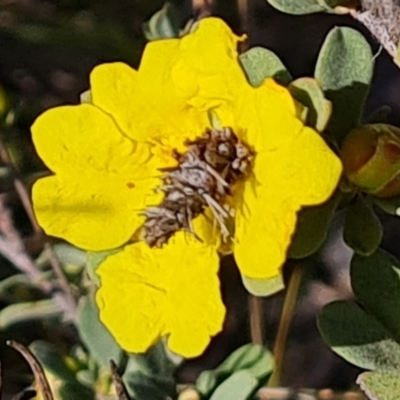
[7,340,54,400]
[110,360,130,400]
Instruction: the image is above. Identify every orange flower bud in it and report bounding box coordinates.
[341,124,400,197]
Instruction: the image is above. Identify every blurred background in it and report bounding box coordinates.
[0,0,400,397]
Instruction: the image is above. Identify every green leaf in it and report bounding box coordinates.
[267,0,327,14]
[0,274,31,295]
[143,2,181,41]
[58,381,95,400]
[289,192,340,259]
[209,370,258,400]
[372,195,400,216]
[357,371,400,400]
[315,27,374,144]
[289,77,332,131]
[86,249,119,285]
[318,301,400,371]
[122,344,177,400]
[196,344,274,397]
[351,250,400,341]
[76,369,96,387]
[196,370,218,398]
[343,197,382,256]
[124,354,153,377]
[0,299,61,328]
[241,275,284,296]
[320,0,351,8]
[245,350,274,382]
[30,341,77,383]
[54,244,86,268]
[239,47,292,87]
[124,371,176,400]
[145,341,176,376]
[215,344,267,377]
[76,295,121,369]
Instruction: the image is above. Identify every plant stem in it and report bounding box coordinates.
[249,295,264,345]
[269,263,303,387]
[237,0,249,34]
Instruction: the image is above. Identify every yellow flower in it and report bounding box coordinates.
[31,17,342,357]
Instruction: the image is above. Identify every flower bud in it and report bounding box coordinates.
[341,124,400,197]
[177,388,201,400]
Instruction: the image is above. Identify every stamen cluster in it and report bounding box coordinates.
[142,127,253,247]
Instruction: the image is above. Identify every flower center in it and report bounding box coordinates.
[141,127,253,247]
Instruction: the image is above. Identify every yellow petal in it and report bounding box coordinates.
[267,126,343,205]
[234,126,342,279]
[32,173,160,251]
[96,216,225,358]
[234,177,299,279]
[31,104,138,176]
[234,79,303,151]
[171,18,247,110]
[96,243,166,353]
[90,62,140,140]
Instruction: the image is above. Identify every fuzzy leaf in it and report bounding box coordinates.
[215,344,268,376]
[240,47,292,87]
[196,370,218,398]
[318,301,400,371]
[373,195,400,216]
[0,300,61,328]
[241,274,284,297]
[76,295,121,369]
[267,0,327,14]
[30,341,77,383]
[289,192,340,259]
[351,250,400,341]
[357,371,400,400]
[196,344,273,397]
[124,371,176,400]
[58,382,95,400]
[289,77,332,131]
[315,27,374,144]
[244,350,274,382]
[0,274,31,294]
[76,369,96,387]
[343,197,382,256]
[86,249,119,285]
[143,2,181,41]
[54,243,86,268]
[144,342,176,376]
[209,370,258,400]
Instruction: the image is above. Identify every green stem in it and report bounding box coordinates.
[268,264,303,387]
[249,295,264,345]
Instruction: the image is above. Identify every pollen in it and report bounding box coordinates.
[141,127,253,247]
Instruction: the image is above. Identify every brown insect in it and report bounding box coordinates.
[141,127,253,247]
